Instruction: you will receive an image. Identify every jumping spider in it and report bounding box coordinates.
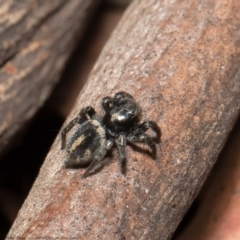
[61,91,160,177]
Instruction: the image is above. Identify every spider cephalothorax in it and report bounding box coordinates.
[61,91,160,177]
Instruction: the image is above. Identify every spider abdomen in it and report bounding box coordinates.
[65,120,106,167]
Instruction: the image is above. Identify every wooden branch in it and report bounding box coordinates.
[176,117,240,239]
[7,0,240,239]
[0,0,100,155]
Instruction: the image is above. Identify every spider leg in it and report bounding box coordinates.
[80,106,98,120]
[127,132,157,159]
[61,106,98,150]
[61,117,85,150]
[115,134,127,175]
[102,96,113,114]
[82,140,113,178]
[132,121,161,143]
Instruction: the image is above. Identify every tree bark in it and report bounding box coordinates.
[0,0,100,155]
[175,115,240,240]
[7,0,240,239]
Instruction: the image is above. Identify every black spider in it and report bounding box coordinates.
[61,91,160,177]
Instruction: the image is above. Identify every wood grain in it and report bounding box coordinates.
[175,117,240,240]
[7,0,240,239]
[0,0,100,154]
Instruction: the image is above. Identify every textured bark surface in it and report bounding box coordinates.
[7,0,240,239]
[176,116,240,240]
[0,0,99,155]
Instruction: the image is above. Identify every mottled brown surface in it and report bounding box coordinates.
[7,0,240,239]
[0,0,100,155]
[49,8,124,118]
[176,116,240,240]
[0,6,124,239]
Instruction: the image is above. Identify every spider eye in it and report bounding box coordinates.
[115,94,123,102]
[128,111,135,118]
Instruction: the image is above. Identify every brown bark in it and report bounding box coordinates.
[0,0,100,155]
[7,0,240,239]
[176,117,240,240]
